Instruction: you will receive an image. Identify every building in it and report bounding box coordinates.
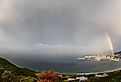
[76,76,88,82]
[95,73,108,77]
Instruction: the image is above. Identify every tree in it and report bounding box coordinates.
[38,70,60,82]
[20,76,37,82]
[1,70,19,82]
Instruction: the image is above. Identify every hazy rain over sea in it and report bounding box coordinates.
[1,0,121,73]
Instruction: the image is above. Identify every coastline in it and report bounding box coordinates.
[76,67,121,75]
[61,67,121,75]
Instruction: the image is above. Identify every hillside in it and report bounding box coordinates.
[0,57,37,82]
[0,57,36,77]
[0,57,18,71]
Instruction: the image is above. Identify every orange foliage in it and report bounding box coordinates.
[38,70,60,82]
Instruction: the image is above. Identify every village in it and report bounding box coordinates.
[60,72,109,82]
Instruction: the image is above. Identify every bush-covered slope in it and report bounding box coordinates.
[0,57,36,77]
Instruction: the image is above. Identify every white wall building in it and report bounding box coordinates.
[76,76,88,81]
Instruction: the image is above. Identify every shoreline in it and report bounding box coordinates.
[76,67,121,75]
[61,67,121,75]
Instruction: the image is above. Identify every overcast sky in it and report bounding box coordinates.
[0,0,121,58]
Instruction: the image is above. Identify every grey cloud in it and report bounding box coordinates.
[0,0,121,58]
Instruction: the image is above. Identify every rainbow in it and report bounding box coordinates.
[106,34,114,55]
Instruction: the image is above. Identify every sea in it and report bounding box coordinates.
[6,54,121,74]
[37,60,121,73]
[14,59,121,74]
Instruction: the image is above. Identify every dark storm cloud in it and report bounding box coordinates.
[0,0,121,58]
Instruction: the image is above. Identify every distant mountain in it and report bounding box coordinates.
[0,57,36,77]
[114,51,121,55]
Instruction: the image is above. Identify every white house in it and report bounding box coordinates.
[68,78,75,81]
[76,76,88,81]
[95,73,108,77]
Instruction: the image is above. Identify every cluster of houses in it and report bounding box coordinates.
[61,73,108,82]
[78,54,120,61]
[67,76,87,82]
